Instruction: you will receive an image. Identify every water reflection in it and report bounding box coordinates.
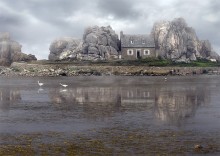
[154,86,209,125]
[0,78,211,126]
[0,88,21,112]
[49,87,123,119]
[48,84,210,125]
[37,88,44,93]
[60,89,67,93]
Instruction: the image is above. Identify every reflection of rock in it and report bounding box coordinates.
[48,82,210,124]
[48,87,124,118]
[48,87,155,118]
[154,86,209,125]
[0,89,21,111]
[50,87,121,105]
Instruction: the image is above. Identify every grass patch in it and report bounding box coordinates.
[10,66,21,72]
[28,58,220,67]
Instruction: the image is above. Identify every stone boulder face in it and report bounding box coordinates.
[82,26,120,60]
[151,18,219,62]
[49,37,82,61]
[12,53,37,62]
[198,40,212,58]
[0,32,37,66]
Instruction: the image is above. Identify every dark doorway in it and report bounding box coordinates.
[136,50,141,59]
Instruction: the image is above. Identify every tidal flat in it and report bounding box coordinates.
[0,76,220,155]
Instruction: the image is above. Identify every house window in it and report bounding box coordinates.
[144,49,150,55]
[130,40,134,44]
[127,49,133,55]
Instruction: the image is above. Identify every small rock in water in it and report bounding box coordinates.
[194,144,203,150]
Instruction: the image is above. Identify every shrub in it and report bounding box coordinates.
[11,67,21,72]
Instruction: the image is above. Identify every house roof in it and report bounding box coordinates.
[121,33,155,48]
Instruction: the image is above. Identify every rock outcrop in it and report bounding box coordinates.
[12,53,37,62]
[49,26,120,61]
[0,32,37,66]
[81,26,120,60]
[48,18,218,62]
[49,37,82,61]
[151,18,218,62]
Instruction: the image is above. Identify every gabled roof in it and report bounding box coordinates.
[120,32,155,48]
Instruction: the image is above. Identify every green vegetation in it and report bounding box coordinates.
[28,58,220,67]
[10,66,21,72]
[28,67,35,72]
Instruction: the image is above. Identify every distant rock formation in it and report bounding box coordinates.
[49,37,82,61]
[48,26,120,61]
[0,32,37,66]
[151,18,219,62]
[81,26,120,60]
[48,18,219,62]
[12,53,37,62]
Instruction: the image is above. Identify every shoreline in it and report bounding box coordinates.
[1,62,220,77]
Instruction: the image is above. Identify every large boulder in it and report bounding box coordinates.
[0,32,37,66]
[48,37,82,61]
[151,18,219,62]
[82,25,120,60]
[12,53,37,62]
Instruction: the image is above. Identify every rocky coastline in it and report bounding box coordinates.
[0,62,220,77]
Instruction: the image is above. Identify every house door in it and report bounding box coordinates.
[136,50,141,59]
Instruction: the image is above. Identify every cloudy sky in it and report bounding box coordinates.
[0,0,219,59]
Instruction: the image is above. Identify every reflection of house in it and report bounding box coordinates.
[50,87,155,107]
[120,31,157,60]
[121,88,155,104]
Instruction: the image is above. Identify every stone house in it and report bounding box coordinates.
[120,31,157,60]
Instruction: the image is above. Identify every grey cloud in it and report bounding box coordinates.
[209,0,220,12]
[1,0,84,24]
[0,14,25,29]
[97,0,141,20]
[0,0,219,59]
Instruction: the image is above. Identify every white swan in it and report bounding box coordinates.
[38,81,44,87]
[60,83,68,87]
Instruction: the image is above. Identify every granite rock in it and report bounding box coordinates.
[82,26,120,60]
[0,32,37,66]
[49,37,82,61]
[151,18,219,62]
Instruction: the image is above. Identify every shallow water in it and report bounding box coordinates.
[0,76,220,155]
